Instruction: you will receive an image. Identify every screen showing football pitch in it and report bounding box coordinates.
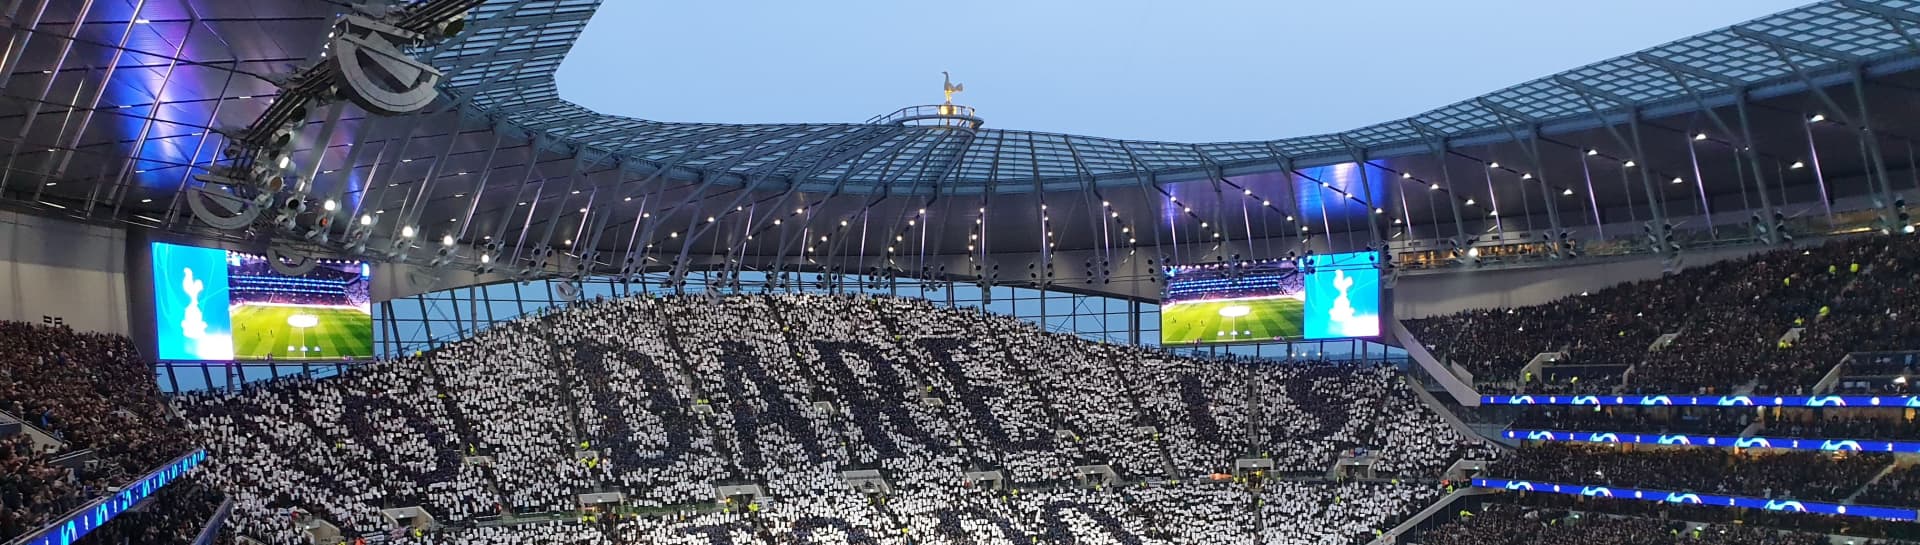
[151,242,373,360]
[1159,251,1381,344]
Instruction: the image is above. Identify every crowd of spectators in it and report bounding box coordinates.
[1407,234,1920,395]
[1507,405,1920,443]
[177,292,1482,545]
[0,321,213,543]
[1411,503,1859,545]
[1508,406,1752,436]
[1489,443,1890,503]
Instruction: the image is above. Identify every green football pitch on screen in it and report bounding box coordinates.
[230,305,374,360]
[1160,297,1304,344]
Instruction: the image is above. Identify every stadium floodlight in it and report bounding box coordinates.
[1401,172,1411,179]
[322,199,337,211]
[1262,200,1271,206]
[1790,161,1805,170]
[1429,183,1440,191]
[1521,173,1533,180]
[400,225,415,238]
[1671,177,1685,184]
[359,214,373,226]
[1563,188,1575,196]
[1488,162,1499,169]
[440,234,453,246]
[1623,160,1636,168]
[1587,149,1599,156]
[1373,208,1384,214]
[1243,189,1252,195]
[1464,199,1476,205]
[1809,114,1826,123]
[1694,133,1708,141]
[480,254,491,263]
[1102,201,1110,207]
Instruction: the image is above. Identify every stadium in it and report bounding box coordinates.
[5,1,1920,544]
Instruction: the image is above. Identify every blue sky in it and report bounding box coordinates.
[557,1,1812,142]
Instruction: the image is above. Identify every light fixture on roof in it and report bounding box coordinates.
[1200,222,1208,227]
[1401,172,1411,179]
[1563,188,1574,196]
[1102,201,1110,207]
[1262,200,1271,206]
[1373,208,1384,214]
[1623,160,1636,168]
[1521,173,1533,180]
[1464,199,1475,205]
[563,239,572,245]
[402,158,413,163]
[1671,177,1685,184]
[570,190,580,194]
[321,199,337,211]
[773,219,781,225]
[840,220,848,226]
[1183,207,1191,213]
[918,208,926,214]
[456,172,466,176]
[642,212,651,218]
[481,254,491,264]
[441,234,454,246]
[1488,162,1499,169]
[1243,189,1252,195]
[623,197,632,201]
[1790,161,1805,170]
[1809,114,1826,123]
[1694,133,1708,141]
[518,202,527,206]
[578,208,587,212]
[360,214,373,226]
[1429,183,1440,191]
[453,193,464,198]
[1587,149,1598,156]
[401,225,416,238]
[140,198,153,203]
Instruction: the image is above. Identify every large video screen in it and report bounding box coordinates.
[151,242,373,360]
[1159,251,1380,344]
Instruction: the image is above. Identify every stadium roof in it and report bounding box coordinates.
[441,0,1920,192]
[4,0,1920,282]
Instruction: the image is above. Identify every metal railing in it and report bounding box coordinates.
[865,104,984,130]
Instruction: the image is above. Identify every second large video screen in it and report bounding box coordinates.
[1159,251,1380,344]
[151,242,373,361]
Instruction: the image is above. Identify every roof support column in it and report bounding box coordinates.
[1626,113,1675,253]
